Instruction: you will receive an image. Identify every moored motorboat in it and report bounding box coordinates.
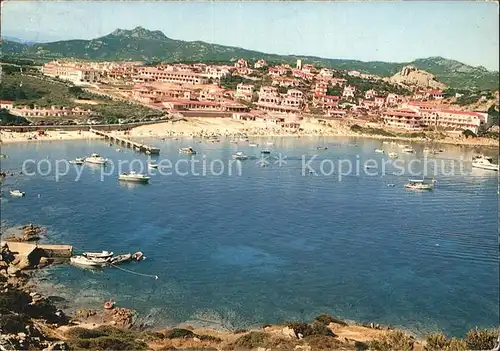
[261,149,271,155]
[388,152,399,159]
[85,153,108,165]
[69,157,85,165]
[70,255,108,268]
[118,171,151,183]
[83,251,114,259]
[179,147,197,155]
[249,143,258,147]
[375,148,384,153]
[232,151,248,160]
[148,160,158,169]
[405,179,434,191]
[402,146,415,153]
[472,155,499,171]
[9,190,25,197]
[316,146,328,150]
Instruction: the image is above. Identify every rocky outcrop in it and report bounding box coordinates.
[388,65,446,89]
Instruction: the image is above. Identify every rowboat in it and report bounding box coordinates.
[83,251,114,259]
[109,253,132,265]
[70,255,109,268]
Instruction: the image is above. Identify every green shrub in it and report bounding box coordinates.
[303,335,345,350]
[288,322,314,337]
[445,338,468,351]
[0,314,30,334]
[369,331,414,351]
[350,124,363,132]
[464,328,497,350]
[68,336,147,350]
[355,340,370,350]
[425,332,448,350]
[197,334,222,342]
[233,331,267,348]
[313,314,348,326]
[164,328,195,339]
[65,327,108,339]
[462,129,477,138]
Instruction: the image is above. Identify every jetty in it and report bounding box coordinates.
[90,129,160,155]
[1,241,73,258]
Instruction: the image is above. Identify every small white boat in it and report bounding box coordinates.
[388,152,399,159]
[148,161,158,169]
[249,143,258,147]
[375,149,384,153]
[266,141,274,145]
[83,251,114,259]
[232,152,248,160]
[405,179,434,191]
[9,190,25,197]
[119,171,151,183]
[85,153,108,165]
[69,157,85,165]
[179,147,197,155]
[402,146,415,153]
[116,148,121,152]
[70,255,108,268]
[472,155,499,171]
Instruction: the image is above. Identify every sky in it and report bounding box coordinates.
[2,1,499,70]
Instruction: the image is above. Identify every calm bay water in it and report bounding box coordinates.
[0,136,498,336]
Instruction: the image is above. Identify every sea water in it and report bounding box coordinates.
[0,136,498,336]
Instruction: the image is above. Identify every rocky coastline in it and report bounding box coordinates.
[1,229,499,351]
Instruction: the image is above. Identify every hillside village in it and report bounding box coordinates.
[1,57,499,137]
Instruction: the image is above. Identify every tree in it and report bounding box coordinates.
[462,129,477,138]
[326,86,342,96]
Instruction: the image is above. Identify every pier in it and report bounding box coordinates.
[1,241,73,258]
[90,129,160,155]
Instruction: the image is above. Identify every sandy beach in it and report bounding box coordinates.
[0,118,498,147]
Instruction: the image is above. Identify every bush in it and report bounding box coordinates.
[0,290,31,313]
[233,331,267,348]
[464,328,497,350]
[462,129,477,138]
[350,124,363,132]
[0,314,30,334]
[425,332,448,350]
[445,338,468,351]
[288,322,314,337]
[68,336,147,350]
[369,331,414,351]
[303,335,345,350]
[164,328,195,339]
[198,334,222,342]
[65,327,108,339]
[313,314,348,326]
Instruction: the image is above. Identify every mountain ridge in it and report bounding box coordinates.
[2,26,498,90]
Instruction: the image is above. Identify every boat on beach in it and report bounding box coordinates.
[9,190,25,197]
[179,147,197,155]
[119,171,151,183]
[405,179,434,191]
[472,155,499,171]
[69,157,85,165]
[232,152,248,160]
[85,153,108,165]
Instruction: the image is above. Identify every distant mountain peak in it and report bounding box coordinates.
[108,26,168,40]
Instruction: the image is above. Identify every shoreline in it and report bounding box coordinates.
[0,118,498,147]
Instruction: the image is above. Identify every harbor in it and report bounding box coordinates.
[90,128,161,155]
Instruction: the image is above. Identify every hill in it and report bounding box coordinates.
[2,26,498,90]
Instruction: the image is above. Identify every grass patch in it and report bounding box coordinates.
[303,335,346,350]
[232,331,295,350]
